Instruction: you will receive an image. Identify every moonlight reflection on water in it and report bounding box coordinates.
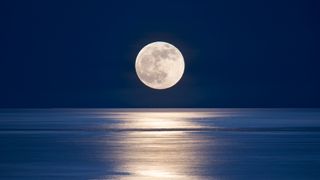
[102,111,214,179]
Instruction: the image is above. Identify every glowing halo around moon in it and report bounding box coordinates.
[135,41,185,90]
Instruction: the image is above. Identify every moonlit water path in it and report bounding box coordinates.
[0,109,320,179]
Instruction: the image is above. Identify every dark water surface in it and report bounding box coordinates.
[0,109,320,179]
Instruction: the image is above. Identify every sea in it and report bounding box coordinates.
[0,108,319,179]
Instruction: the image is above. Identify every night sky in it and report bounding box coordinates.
[0,0,319,108]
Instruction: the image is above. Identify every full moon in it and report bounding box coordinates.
[135,41,185,89]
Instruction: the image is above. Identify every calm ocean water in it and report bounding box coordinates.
[0,109,320,179]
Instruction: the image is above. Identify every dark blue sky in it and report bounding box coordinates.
[0,0,319,108]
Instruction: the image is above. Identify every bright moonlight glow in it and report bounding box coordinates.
[135,41,185,89]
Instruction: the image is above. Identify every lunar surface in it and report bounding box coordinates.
[135,41,185,89]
